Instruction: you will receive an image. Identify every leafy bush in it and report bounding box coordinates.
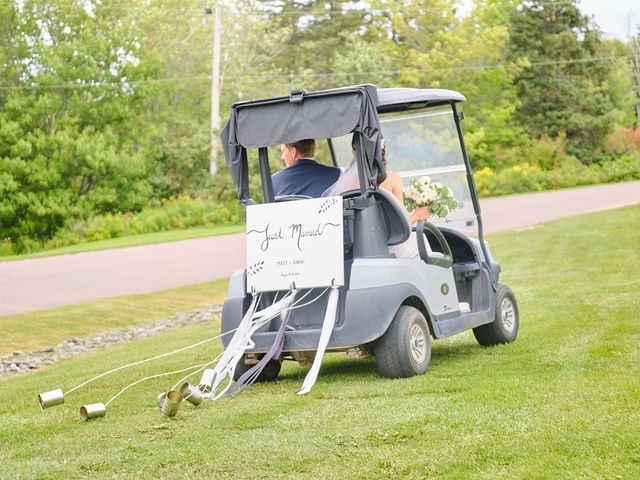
[2,197,243,255]
[605,128,640,155]
[475,154,640,197]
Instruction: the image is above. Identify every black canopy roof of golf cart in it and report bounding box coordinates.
[221,84,466,201]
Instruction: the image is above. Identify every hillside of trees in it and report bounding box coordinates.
[1,0,639,254]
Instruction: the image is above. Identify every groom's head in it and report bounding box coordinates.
[280,139,316,166]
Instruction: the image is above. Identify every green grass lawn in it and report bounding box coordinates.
[0,206,638,479]
[0,224,244,262]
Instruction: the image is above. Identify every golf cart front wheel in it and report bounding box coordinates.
[374,306,431,378]
[473,284,519,346]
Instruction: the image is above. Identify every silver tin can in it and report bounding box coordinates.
[160,390,183,417]
[180,382,204,406]
[79,403,106,421]
[38,389,64,409]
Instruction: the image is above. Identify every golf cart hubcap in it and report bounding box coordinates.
[409,324,427,364]
[501,297,516,333]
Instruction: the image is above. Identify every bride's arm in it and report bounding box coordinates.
[383,170,429,225]
[410,206,430,224]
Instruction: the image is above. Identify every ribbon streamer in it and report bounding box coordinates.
[228,291,297,396]
[200,290,298,400]
[199,293,260,399]
[297,285,340,395]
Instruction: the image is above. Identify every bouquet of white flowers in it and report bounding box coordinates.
[403,176,461,219]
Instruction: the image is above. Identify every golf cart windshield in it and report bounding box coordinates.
[332,105,476,235]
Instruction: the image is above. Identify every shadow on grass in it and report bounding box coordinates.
[276,337,487,383]
[278,357,379,382]
[431,339,486,362]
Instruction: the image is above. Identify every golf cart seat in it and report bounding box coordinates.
[337,187,410,260]
[374,188,411,246]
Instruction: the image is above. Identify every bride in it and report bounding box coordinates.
[323,142,431,259]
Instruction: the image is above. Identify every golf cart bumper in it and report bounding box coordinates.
[221,258,461,352]
[221,277,412,353]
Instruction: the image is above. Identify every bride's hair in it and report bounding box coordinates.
[324,135,387,197]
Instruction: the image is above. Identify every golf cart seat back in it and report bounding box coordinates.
[341,188,411,258]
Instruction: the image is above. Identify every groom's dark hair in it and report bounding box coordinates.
[286,139,316,158]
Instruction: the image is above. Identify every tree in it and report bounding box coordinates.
[506,0,617,161]
[597,38,637,130]
[253,0,376,90]
[630,30,640,128]
[0,0,155,250]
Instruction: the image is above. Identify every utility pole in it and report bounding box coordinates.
[632,33,640,129]
[206,3,222,176]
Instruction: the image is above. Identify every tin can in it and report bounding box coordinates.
[180,382,204,406]
[38,389,64,409]
[79,403,106,421]
[160,390,183,417]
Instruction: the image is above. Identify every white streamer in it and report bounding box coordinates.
[198,286,334,401]
[297,286,340,395]
[199,294,261,398]
[203,290,303,400]
[64,330,231,397]
[105,364,205,407]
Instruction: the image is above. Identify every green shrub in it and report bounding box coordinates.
[600,155,640,183]
[476,154,640,197]
[605,128,640,155]
[8,196,245,255]
[0,238,15,256]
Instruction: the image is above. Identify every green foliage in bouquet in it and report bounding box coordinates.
[403,176,461,219]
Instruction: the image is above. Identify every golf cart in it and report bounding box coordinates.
[220,84,519,381]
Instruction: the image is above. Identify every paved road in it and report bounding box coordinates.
[2,180,639,317]
[480,180,640,234]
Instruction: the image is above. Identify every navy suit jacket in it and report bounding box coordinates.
[272,158,341,198]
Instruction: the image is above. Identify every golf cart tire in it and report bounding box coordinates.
[233,355,282,383]
[473,284,519,346]
[374,305,431,378]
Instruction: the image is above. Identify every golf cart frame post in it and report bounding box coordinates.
[450,102,493,287]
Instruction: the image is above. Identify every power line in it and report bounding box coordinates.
[6,1,591,17]
[0,75,210,91]
[0,55,629,90]
[251,2,571,17]
[241,55,629,79]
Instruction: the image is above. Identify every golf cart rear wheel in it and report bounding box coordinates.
[233,355,281,383]
[473,284,519,346]
[374,306,431,378]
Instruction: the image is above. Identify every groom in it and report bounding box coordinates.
[272,139,340,198]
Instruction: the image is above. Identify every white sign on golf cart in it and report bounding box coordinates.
[246,197,344,293]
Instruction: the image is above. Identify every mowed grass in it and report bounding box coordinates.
[0,279,230,357]
[0,206,639,479]
[0,224,244,262]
